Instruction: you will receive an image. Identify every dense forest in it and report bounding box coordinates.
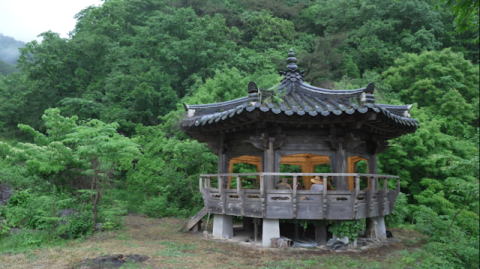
[0,0,478,267]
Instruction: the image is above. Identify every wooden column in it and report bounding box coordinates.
[243,217,252,231]
[217,133,228,189]
[265,137,275,189]
[315,221,328,246]
[368,154,379,190]
[334,138,348,190]
[366,153,379,238]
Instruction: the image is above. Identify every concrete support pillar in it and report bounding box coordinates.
[372,216,387,239]
[315,221,327,246]
[262,219,280,247]
[212,214,233,239]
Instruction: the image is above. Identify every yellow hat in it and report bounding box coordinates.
[311,176,323,184]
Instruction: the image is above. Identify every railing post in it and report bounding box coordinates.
[383,178,388,195]
[237,176,244,216]
[292,176,297,219]
[352,175,360,219]
[383,177,388,215]
[370,176,376,216]
[219,175,226,214]
[396,177,401,194]
[260,175,266,218]
[322,176,328,219]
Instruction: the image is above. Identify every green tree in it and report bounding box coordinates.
[126,125,217,216]
[297,34,346,85]
[242,10,295,52]
[18,109,140,224]
[438,0,479,43]
[383,48,479,124]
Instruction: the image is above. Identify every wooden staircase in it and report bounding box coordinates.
[180,206,209,232]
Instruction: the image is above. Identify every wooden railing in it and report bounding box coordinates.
[199,173,400,220]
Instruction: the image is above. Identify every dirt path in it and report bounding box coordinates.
[0,215,425,269]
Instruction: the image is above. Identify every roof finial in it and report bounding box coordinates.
[286,48,298,70]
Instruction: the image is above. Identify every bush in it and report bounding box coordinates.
[56,212,94,239]
[385,192,410,227]
[328,220,362,240]
[139,196,190,218]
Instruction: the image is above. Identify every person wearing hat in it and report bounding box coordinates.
[301,176,325,200]
[310,176,324,191]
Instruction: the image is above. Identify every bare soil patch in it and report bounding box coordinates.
[0,215,426,269]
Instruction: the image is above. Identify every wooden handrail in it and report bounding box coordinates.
[200,172,399,178]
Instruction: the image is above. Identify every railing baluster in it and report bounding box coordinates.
[396,177,400,193]
[352,176,360,219]
[383,177,388,215]
[196,172,402,220]
[219,176,226,214]
[260,175,266,218]
[292,176,297,219]
[322,176,328,219]
[237,176,244,216]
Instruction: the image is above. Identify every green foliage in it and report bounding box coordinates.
[328,220,362,240]
[242,10,295,51]
[385,192,410,227]
[0,59,17,76]
[439,0,479,43]
[56,212,94,239]
[126,125,217,216]
[297,34,346,85]
[383,48,479,123]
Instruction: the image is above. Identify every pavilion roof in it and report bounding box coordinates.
[180,49,418,138]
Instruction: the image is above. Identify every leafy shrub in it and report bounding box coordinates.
[328,220,362,240]
[56,212,94,239]
[0,229,51,253]
[139,196,191,219]
[385,192,410,227]
[140,196,170,218]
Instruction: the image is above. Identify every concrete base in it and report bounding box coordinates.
[372,216,387,239]
[212,214,233,239]
[262,219,280,247]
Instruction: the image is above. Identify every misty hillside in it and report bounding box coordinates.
[0,33,25,64]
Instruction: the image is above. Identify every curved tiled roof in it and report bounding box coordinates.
[180,49,418,133]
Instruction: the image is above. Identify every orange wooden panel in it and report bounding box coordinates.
[347,156,369,190]
[228,156,261,189]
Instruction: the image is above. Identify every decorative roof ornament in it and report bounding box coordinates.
[278,49,305,95]
[286,48,299,72]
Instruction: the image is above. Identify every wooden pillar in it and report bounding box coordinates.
[315,221,327,246]
[366,153,379,238]
[334,138,348,190]
[303,155,314,190]
[368,154,379,190]
[265,137,275,189]
[243,217,252,231]
[218,133,228,189]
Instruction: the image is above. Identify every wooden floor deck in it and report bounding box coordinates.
[199,173,400,220]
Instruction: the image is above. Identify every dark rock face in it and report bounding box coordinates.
[0,183,13,206]
[57,209,80,218]
[75,254,149,268]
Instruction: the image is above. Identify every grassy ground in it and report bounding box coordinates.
[0,215,426,269]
